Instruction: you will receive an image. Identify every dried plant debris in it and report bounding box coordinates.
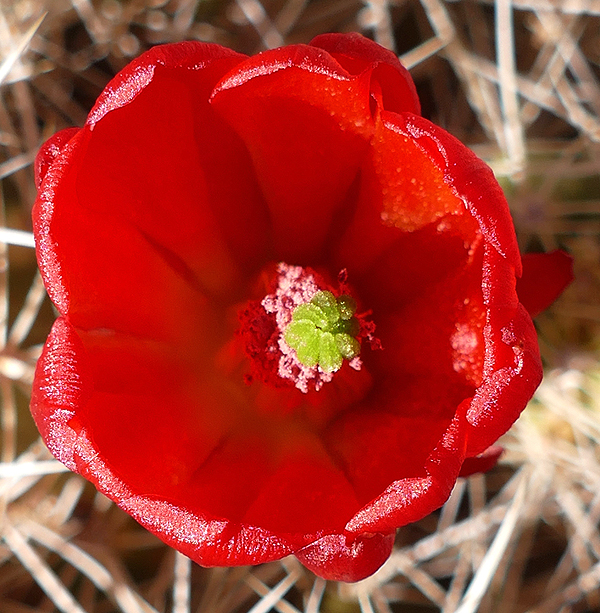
[1,0,599,611]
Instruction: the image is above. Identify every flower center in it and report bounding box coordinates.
[238,263,378,394]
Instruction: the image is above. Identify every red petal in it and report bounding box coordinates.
[517,250,574,318]
[35,127,79,189]
[344,404,468,534]
[31,318,293,567]
[385,113,523,276]
[345,113,539,458]
[33,42,274,339]
[33,128,209,342]
[325,232,485,509]
[310,32,420,115]
[326,408,456,508]
[87,41,246,127]
[211,45,374,262]
[459,445,503,477]
[335,112,471,277]
[465,246,543,456]
[34,323,363,553]
[296,532,395,582]
[78,43,269,296]
[30,318,91,471]
[241,432,359,536]
[77,429,295,567]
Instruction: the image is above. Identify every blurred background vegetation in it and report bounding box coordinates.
[0,1,599,612]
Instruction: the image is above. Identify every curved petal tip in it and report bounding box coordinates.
[517,250,574,318]
[459,445,504,477]
[295,532,395,582]
[35,127,80,189]
[310,32,420,115]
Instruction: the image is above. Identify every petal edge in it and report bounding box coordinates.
[517,251,574,318]
[295,532,395,582]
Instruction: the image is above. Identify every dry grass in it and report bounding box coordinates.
[0,0,599,611]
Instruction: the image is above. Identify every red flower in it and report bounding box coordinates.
[31,33,572,582]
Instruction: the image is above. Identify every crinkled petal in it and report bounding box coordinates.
[346,112,541,457]
[344,403,468,534]
[77,431,296,567]
[466,246,543,455]
[325,408,456,510]
[31,318,91,471]
[34,321,363,554]
[33,42,275,340]
[296,532,395,582]
[310,32,420,115]
[325,227,484,511]
[35,127,79,189]
[31,318,294,567]
[87,41,246,126]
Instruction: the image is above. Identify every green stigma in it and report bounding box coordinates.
[283,291,361,373]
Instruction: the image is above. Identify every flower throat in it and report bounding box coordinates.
[238,263,378,393]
